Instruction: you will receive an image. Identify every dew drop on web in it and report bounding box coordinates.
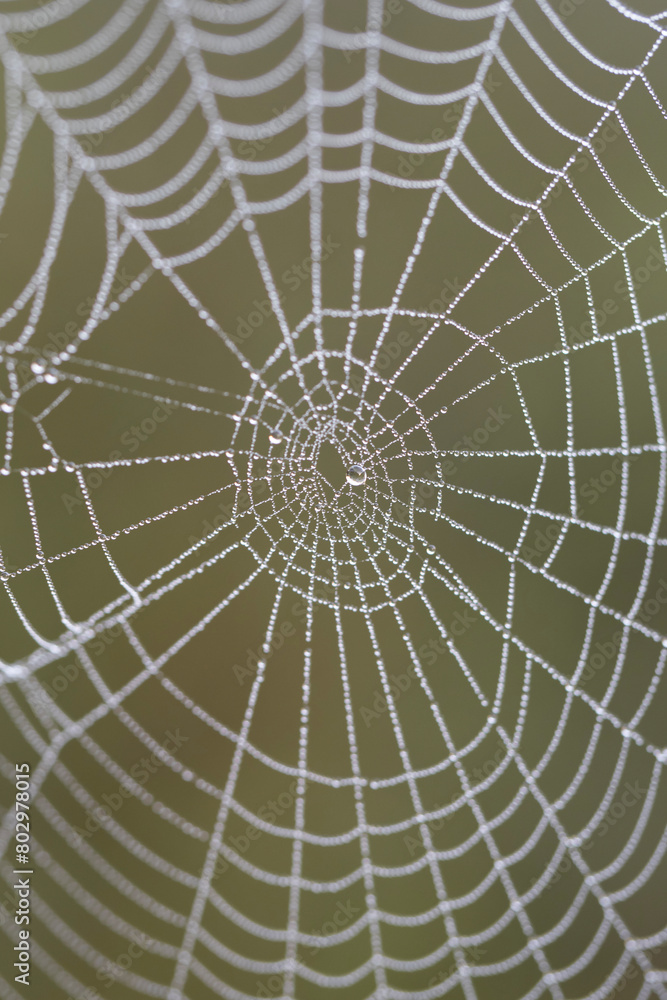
[346,464,366,485]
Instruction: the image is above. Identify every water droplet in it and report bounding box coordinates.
[1,402,13,414]
[31,359,46,375]
[44,372,58,384]
[346,464,366,486]
[426,544,436,554]
[269,429,283,445]
[225,449,234,459]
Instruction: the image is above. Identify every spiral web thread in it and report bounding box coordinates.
[0,0,667,998]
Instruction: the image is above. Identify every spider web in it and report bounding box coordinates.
[0,0,667,998]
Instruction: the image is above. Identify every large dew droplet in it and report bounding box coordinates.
[269,429,283,445]
[347,464,366,486]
